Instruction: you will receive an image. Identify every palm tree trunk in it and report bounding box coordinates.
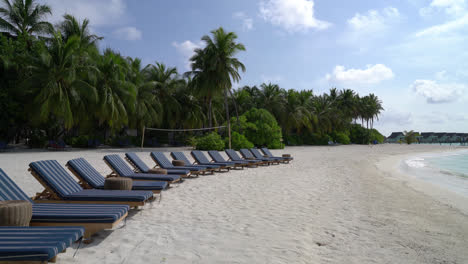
[208,97,212,128]
[228,88,241,132]
[224,87,231,149]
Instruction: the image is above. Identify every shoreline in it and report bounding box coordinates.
[376,148,468,215]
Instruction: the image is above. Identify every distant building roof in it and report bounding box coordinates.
[388,132,404,139]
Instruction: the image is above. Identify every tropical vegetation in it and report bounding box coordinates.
[0,0,385,149]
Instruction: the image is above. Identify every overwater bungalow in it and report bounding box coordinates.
[386,132,404,143]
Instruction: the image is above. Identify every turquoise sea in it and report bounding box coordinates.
[402,150,468,197]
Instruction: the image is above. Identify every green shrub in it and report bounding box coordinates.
[349,124,385,144]
[195,132,225,151]
[333,132,351,145]
[70,135,89,148]
[226,131,254,150]
[27,129,47,148]
[231,108,283,149]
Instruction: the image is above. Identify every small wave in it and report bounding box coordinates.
[405,158,426,168]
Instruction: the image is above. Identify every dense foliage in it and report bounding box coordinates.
[227,131,254,150]
[0,0,385,148]
[194,132,225,151]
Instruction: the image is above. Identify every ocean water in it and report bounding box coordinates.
[402,150,468,198]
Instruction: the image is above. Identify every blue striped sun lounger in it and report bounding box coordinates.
[0,226,84,263]
[239,149,274,165]
[208,151,249,169]
[67,158,168,193]
[28,160,154,207]
[249,148,281,164]
[225,149,263,167]
[190,151,233,171]
[261,147,293,163]
[103,155,182,182]
[150,152,206,175]
[171,152,220,173]
[125,152,190,176]
[0,168,129,241]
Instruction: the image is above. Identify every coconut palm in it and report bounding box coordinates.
[94,49,136,130]
[57,14,102,49]
[23,31,97,129]
[188,27,246,147]
[0,0,52,37]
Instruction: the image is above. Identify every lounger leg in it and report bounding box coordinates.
[49,256,57,263]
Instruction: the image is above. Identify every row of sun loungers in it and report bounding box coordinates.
[0,148,292,263]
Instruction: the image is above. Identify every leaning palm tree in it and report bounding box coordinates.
[187,27,246,148]
[0,0,52,37]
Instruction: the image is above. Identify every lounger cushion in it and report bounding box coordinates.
[261,148,294,160]
[151,152,205,172]
[208,151,249,165]
[125,173,180,182]
[68,158,168,190]
[190,151,232,167]
[0,226,84,262]
[29,161,83,199]
[63,189,153,202]
[125,152,151,172]
[0,168,33,202]
[104,155,182,180]
[250,148,281,161]
[171,152,218,170]
[225,149,260,163]
[67,158,106,189]
[32,204,129,223]
[29,160,153,202]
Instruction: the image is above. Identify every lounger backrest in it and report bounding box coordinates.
[67,158,105,188]
[103,155,134,177]
[125,153,150,172]
[0,168,32,202]
[29,160,83,198]
[240,149,254,159]
[225,149,242,161]
[261,147,273,157]
[170,152,191,165]
[250,148,264,159]
[150,152,174,168]
[208,151,226,162]
[191,151,211,164]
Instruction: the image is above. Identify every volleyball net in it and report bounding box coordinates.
[140,126,228,148]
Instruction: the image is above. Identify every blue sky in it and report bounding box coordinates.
[41,0,468,136]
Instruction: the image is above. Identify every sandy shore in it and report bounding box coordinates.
[1,145,467,263]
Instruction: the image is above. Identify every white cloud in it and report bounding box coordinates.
[259,0,331,32]
[233,12,254,31]
[348,7,401,33]
[172,40,203,70]
[41,0,127,26]
[326,64,395,85]
[411,79,465,103]
[113,27,142,41]
[379,111,413,126]
[415,13,468,37]
[420,0,466,17]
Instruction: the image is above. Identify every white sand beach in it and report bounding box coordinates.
[1,144,468,264]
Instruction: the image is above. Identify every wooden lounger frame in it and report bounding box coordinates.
[124,156,190,178]
[227,157,262,168]
[30,212,128,242]
[28,168,149,208]
[103,158,181,184]
[189,153,233,173]
[66,164,162,194]
[150,155,204,176]
[0,258,57,264]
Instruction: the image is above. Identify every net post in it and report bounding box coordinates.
[228,122,232,149]
[141,126,145,149]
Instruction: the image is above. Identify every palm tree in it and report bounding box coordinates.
[94,49,136,130]
[144,62,183,129]
[0,0,52,37]
[57,14,102,49]
[187,27,246,147]
[23,31,97,129]
[126,57,162,132]
[259,83,286,122]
